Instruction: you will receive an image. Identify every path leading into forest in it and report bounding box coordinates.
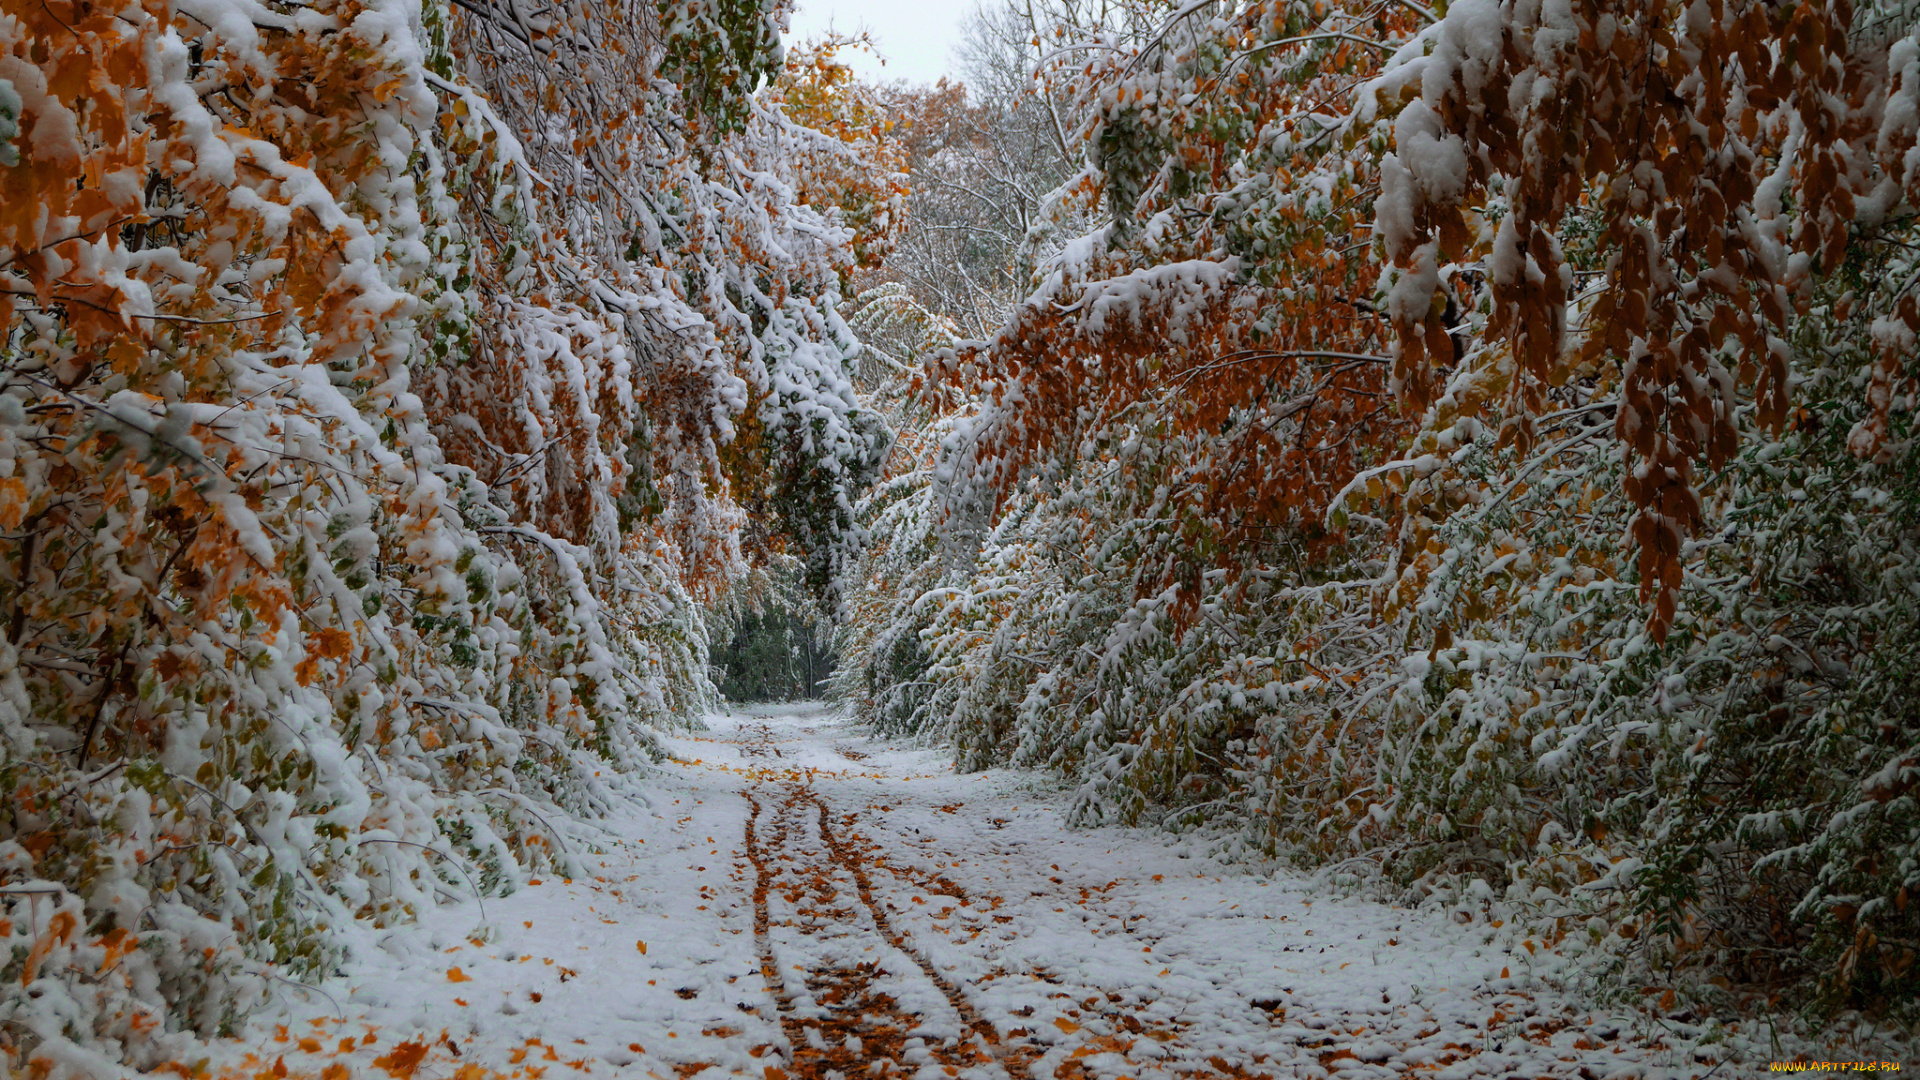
[210,704,1741,1080]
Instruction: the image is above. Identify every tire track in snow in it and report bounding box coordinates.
[740,725,1024,1079]
[808,788,1020,1076]
[744,788,810,1059]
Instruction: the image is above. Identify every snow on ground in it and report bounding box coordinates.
[197,704,1853,1079]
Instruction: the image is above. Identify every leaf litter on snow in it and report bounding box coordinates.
[193,703,1867,1079]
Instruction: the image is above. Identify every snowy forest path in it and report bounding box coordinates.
[202,705,1724,1080]
[717,711,1278,1080]
[739,733,1028,1078]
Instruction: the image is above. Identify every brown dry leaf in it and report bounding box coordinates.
[1053,1017,1081,1034]
[373,1040,431,1079]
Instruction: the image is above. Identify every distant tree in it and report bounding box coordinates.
[712,603,838,701]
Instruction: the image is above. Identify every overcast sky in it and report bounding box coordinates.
[785,0,977,85]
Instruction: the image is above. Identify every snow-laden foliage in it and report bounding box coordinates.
[836,0,1920,1019]
[0,0,883,1068]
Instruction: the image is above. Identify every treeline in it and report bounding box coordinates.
[0,0,888,1069]
[710,593,837,701]
[834,0,1920,1021]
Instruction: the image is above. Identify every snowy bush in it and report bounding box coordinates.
[834,0,1920,1022]
[0,0,880,1067]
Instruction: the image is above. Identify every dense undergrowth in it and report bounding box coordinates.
[834,0,1920,1025]
[0,0,888,1069]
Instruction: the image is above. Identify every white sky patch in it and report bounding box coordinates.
[785,0,974,84]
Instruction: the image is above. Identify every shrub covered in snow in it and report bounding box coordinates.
[835,0,1920,1022]
[0,0,881,1068]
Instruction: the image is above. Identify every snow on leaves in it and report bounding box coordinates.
[834,0,1920,1019]
[1369,0,1916,638]
[0,0,882,1069]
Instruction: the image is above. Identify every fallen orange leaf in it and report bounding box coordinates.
[373,1040,430,1079]
[447,967,472,982]
[636,941,647,954]
[1053,1018,1081,1034]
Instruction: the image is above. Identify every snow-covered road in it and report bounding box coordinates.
[205,704,1746,1079]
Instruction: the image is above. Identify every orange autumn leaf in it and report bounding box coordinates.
[22,911,76,987]
[373,1040,431,1079]
[0,477,28,530]
[313,627,352,659]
